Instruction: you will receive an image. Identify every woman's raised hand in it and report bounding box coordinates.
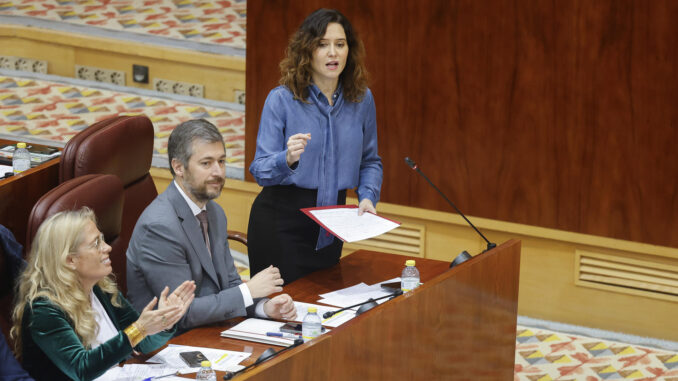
[286,133,311,167]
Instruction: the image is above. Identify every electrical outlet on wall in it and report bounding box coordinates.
[15,58,33,72]
[94,69,109,82]
[75,65,95,81]
[234,90,245,105]
[153,78,172,93]
[32,60,47,74]
[153,78,204,98]
[0,56,48,73]
[0,56,16,70]
[188,84,204,98]
[110,71,125,86]
[172,81,189,96]
[74,65,125,85]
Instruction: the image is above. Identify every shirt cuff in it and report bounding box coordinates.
[358,188,378,206]
[254,298,269,318]
[238,283,254,307]
[276,150,296,174]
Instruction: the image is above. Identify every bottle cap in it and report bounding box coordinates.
[17,142,26,149]
[307,307,317,313]
[405,260,416,266]
[201,360,211,367]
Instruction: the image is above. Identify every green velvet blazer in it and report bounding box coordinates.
[21,286,174,381]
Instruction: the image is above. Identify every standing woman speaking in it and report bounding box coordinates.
[248,8,383,284]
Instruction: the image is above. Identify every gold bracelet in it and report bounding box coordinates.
[124,324,145,347]
[133,322,147,338]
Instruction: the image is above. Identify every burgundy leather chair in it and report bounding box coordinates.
[26,174,127,292]
[59,115,157,251]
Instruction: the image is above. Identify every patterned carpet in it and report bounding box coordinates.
[0,71,245,176]
[0,0,246,50]
[515,325,678,381]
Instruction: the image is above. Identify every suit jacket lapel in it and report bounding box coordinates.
[168,183,220,287]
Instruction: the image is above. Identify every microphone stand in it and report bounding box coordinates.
[323,289,403,319]
[405,157,496,253]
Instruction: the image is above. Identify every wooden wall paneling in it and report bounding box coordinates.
[246,1,678,248]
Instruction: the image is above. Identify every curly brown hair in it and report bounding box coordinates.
[279,8,369,103]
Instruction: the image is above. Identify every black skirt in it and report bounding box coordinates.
[247,185,347,285]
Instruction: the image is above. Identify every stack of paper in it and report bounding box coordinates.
[294,301,355,328]
[301,205,400,242]
[94,364,193,381]
[317,281,395,308]
[221,318,297,347]
[146,344,249,372]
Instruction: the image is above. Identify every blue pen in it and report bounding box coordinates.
[266,331,298,339]
[142,371,178,381]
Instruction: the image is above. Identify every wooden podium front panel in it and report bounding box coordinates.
[325,240,520,380]
[238,241,520,380]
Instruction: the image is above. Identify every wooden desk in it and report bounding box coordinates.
[0,139,60,248]
[141,241,521,380]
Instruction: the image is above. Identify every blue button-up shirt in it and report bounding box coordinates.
[249,84,383,248]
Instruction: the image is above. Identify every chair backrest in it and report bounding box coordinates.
[59,115,158,248]
[59,115,157,294]
[26,174,127,293]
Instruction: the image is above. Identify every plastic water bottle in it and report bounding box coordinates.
[196,360,216,381]
[302,306,322,342]
[12,142,30,174]
[401,260,420,292]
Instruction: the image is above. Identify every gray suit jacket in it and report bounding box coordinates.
[126,182,255,331]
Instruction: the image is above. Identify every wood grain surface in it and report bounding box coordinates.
[246,0,678,248]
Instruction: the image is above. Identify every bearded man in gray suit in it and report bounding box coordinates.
[126,119,296,332]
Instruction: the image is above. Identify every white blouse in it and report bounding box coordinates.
[90,289,118,348]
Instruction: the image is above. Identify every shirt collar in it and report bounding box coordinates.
[174,180,206,216]
[309,83,343,104]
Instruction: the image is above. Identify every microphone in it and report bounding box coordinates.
[323,289,403,319]
[405,157,496,253]
[223,338,304,380]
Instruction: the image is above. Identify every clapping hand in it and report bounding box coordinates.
[159,280,196,312]
[135,280,195,335]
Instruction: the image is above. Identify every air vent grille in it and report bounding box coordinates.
[576,251,678,301]
[345,222,424,257]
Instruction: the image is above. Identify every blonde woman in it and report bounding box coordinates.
[11,208,195,381]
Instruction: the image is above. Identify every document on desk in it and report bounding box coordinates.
[317,282,395,308]
[294,301,356,327]
[301,205,400,242]
[146,344,249,372]
[93,364,193,381]
[221,318,298,347]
